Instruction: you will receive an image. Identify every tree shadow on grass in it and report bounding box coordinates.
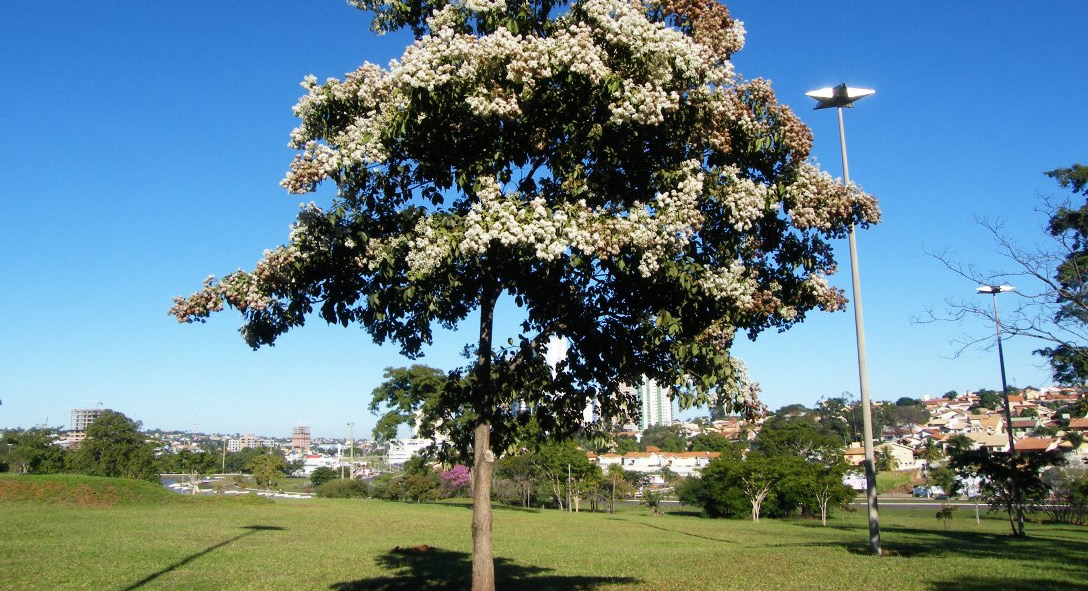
[329,546,638,591]
[118,525,285,591]
[764,525,1088,577]
[927,575,1088,591]
[874,525,1088,567]
[438,501,541,513]
[629,519,736,544]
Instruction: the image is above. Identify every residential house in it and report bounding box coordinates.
[876,442,917,470]
[593,450,721,479]
[1068,418,1088,433]
[1015,437,1058,453]
[965,431,1009,452]
[844,444,867,467]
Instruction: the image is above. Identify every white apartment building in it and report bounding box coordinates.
[387,438,436,465]
[622,377,673,431]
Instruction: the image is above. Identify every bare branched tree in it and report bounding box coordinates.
[916,165,1088,384]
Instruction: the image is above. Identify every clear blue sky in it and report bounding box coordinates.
[2,1,1085,439]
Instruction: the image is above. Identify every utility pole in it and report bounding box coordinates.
[348,422,355,479]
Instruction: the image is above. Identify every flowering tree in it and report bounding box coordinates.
[440,464,472,496]
[170,0,877,587]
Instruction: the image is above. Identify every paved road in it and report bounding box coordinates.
[852,498,988,510]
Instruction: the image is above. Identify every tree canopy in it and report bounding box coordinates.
[169,1,878,588]
[69,410,159,482]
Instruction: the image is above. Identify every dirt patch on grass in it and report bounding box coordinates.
[0,479,120,507]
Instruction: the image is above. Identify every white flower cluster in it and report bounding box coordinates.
[579,0,732,124]
[723,357,762,411]
[802,273,844,311]
[406,218,454,277]
[715,165,774,231]
[722,16,746,55]
[465,89,522,118]
[609,82,680,125]
[785,162,878,231]
[364,236,406,272]
[459,178,576,260]
[452,160,706,278]
[279,0,743,193]
[696,260,755,307]
[465,0,507,11]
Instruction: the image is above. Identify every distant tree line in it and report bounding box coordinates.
[0,410,302,488]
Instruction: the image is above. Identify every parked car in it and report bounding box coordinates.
[912,485,946,498]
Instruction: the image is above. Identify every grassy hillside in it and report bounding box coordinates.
[0,474,270,507]
[1,474,1086,590]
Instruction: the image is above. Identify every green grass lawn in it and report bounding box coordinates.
[1,474,1086,591]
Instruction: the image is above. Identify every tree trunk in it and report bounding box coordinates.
[471,421,495,591]
[470,283,500,591]
[552,475,564,510]
[611,478,616,513]
[817,485,829,526]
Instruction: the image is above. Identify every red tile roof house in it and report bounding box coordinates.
[1068,418,1088,432]
[1015,437,1058,453]
[1011,418,1040,433]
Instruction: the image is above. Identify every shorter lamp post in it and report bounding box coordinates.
[348,422,355,479]
[977,283,1024,536]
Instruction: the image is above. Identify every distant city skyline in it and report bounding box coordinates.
[2,2,1085,438]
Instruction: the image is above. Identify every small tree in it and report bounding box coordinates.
[920,439,944,497]
[175,449,219,494]
[948,446,1065,536]
[976,389,1002,410]
[310,466,338,488]
[738,454,789,522]
[248,453,287,490]
[808,470,853,526]
[440,465,471,497]
[605,463,631,513]
[642,488,664,516]
[1065,430,1085,452]
[495,453,539,508]
[931,465,959,498]
[936,504,957,530]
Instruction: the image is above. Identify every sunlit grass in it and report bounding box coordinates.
[1,474,1086,591]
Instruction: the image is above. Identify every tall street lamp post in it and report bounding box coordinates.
[806,83,880,556]
[977,283,1024,536]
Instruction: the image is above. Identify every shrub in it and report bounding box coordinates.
[310,466,338,488]
[315,479,370,499]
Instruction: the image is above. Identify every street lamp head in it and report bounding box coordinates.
[977,284,1015,294]
[806,83,876,110]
